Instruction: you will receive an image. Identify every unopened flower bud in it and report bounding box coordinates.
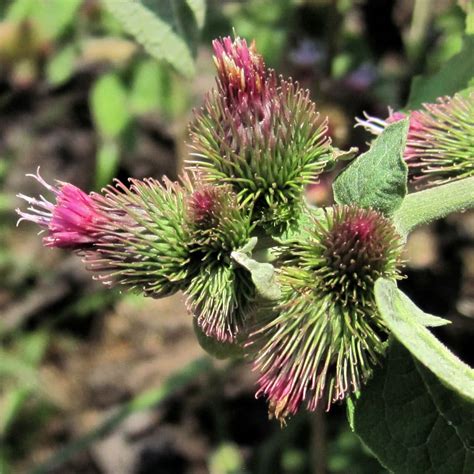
[185,182,255,342]
[191,36,330,235]
[250,205,403,422]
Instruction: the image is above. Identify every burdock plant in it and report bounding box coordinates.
[16,34,474,470]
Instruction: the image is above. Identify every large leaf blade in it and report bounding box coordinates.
[351,341,474,474]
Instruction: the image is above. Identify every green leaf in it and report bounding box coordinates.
[95,141,120,190]
[375,278,474,402]
[277,206,325,244]
[186,0,206,29]
[7,0,82,40]
[333,120,409,215]
[0,388,30,436]
[467,9,474,35]
[101,0,196,77]
[351,341,474,474]
[231,239,281,301]
[330,146,359,162]
[46,45,76,87]
[90,73,130,139]
[407,35,474,109]
[129,59,189,118]
[209,442,245,474]
[129,60,162,114]
[5,0,35,20]
[18,331,49,366]
[193,318,244,360]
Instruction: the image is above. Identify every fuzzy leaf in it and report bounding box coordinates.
[278,206,325,242]
[231,240,281,301]
[375,278,474,402]
[333,120,409,215]
[330,146,359,162]
[101,0,196,77]
[351,341,474,473]
[407,35,474,109]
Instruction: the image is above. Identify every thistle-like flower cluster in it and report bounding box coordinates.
[18,35,436,423]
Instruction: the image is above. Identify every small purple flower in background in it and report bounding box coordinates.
[356,93,474,187]
[289,38,325,69]
[16,169,105,249]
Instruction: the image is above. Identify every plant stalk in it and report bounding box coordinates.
[393,177,474,236]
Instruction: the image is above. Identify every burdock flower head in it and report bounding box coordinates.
[191,35,330,234]
[16,169,106,248]
[356,93,474,187]
[250,205,403,422]
[83,177,194,298]
[17,172,195,298]
[185,182,255,342]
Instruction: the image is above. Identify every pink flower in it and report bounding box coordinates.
[212,36,267,109]
[386,111,407,124]
[16,169,105,248]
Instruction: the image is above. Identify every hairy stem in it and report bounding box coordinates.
[393,177,474,236]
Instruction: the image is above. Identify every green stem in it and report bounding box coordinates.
[393,177,474,236]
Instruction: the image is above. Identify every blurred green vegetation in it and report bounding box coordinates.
[0,0,472,473]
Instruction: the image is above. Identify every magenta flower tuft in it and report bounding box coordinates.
[212,36,267,111]
[188,185,224,227]
[17,172,196,298]
[16,169,105,249]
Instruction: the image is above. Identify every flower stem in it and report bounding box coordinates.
[393,177,474,236]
